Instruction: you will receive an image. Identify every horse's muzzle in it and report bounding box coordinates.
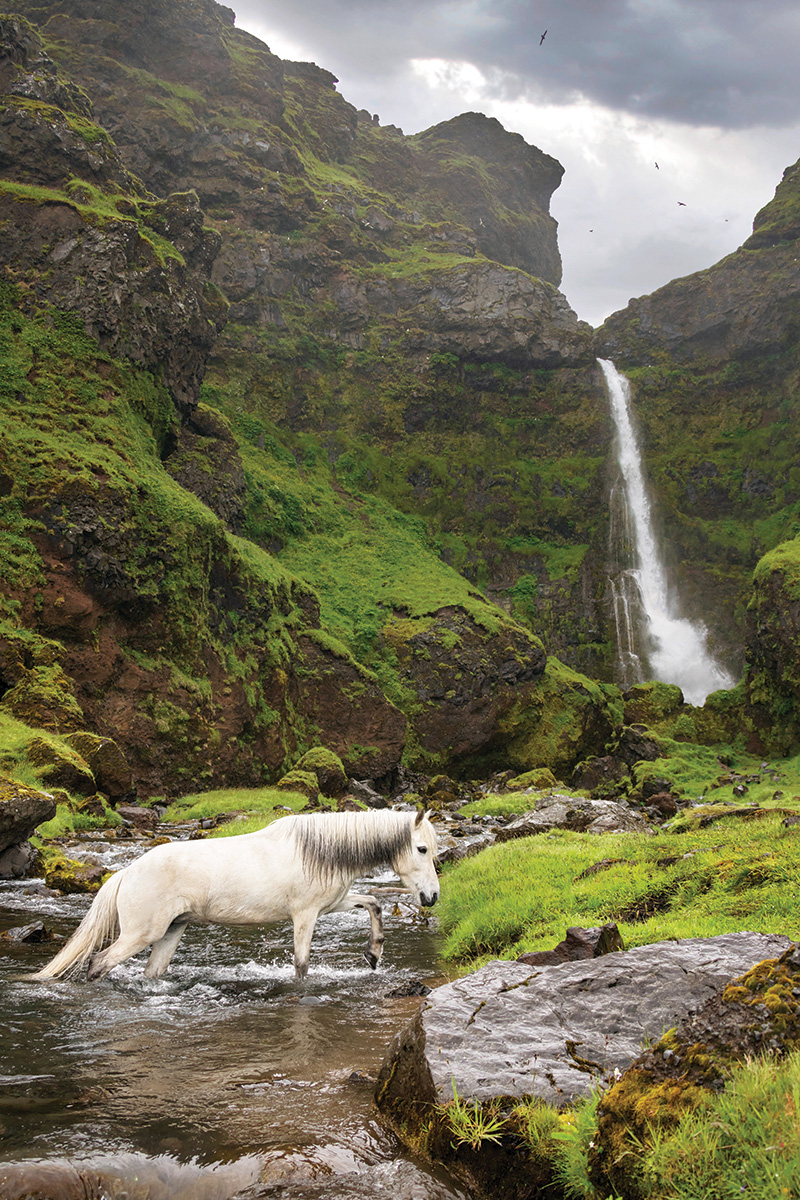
[420,891,439,908]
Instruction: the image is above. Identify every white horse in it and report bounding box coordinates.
[29,809,439,982]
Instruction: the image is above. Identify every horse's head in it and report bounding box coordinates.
[393,810,440,908]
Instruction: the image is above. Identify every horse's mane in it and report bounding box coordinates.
[279,810,419,880]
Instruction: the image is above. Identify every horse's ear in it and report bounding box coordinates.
[414,807,432,827]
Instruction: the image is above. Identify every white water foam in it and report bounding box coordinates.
[599,358,735,705]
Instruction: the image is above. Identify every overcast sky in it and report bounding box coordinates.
[232,0,800,327]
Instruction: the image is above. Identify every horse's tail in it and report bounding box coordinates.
[28,869,125,980]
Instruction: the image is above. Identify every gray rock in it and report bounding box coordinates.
[517,922,624,966]
[493,795,652,840]
[375,932,792,1115]
[0,840,37,879]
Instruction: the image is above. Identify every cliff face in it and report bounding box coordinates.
[596,161,800,367]
[0,4,617,795]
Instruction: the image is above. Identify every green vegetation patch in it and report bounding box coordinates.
[161,785,312,827]
[438,810,800,965]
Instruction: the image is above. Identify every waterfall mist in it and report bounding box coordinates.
[599,358,735,705]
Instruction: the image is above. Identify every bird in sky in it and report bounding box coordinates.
[540,29,547,44]
[655,162,659,169]
[677,201,686,206]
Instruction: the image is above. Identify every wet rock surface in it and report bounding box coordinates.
[375,931,793,1118]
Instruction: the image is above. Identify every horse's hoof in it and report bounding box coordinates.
[363,951,379,970]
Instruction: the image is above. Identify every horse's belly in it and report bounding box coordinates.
[199,895,292,926]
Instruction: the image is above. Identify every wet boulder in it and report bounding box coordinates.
[1,921,54,943]
[41,849,107,894]
[375,932,792,1127]
[115,803,157,832]
[0,776,56,878]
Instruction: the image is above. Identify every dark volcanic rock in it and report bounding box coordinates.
[384,606,545,764]
[517,921,624,966]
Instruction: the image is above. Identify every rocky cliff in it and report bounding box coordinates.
[0,4,621,796]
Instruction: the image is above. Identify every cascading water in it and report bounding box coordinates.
[599,358,735,705]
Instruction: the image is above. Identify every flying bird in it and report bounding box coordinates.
[540,29,547,44]
[677,201,686,206]
[654,162,659,169]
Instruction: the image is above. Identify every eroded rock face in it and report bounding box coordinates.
[375,932,792,1128]
[326,260,589,367]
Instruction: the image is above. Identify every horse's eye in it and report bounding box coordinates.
[417,845,428,854]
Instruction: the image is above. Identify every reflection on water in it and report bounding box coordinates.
[0,846,463,1200]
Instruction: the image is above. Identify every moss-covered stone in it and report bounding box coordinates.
[39,845,108,893]
[25,735,95,794]
[293,746,347,797]
[505,767,559,791]
[484,658,622,779]
[273,768,319,800]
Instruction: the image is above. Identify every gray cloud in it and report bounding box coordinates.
[233,0,800,129]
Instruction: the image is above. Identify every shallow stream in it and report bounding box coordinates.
[0,832,465,1199]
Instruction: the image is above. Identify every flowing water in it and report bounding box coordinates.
[599,358,735,704]
[0,833,465,1200]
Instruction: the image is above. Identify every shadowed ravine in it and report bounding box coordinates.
[0,837,463,1200]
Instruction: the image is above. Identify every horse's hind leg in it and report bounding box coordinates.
[87,929,161,981]
[144,918,189,979]
[331,893,385,969]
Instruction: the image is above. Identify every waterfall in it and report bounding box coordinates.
[599,358,734,705]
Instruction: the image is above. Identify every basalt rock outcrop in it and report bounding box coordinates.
[0,17,226,413]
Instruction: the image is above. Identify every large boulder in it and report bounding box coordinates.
[0,776,56,852]
[492,795,652,839]
[0,776,56,878]
[375,932,791,1120]
[63,732,133,801]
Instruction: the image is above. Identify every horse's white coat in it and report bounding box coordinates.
[30,810,439,982]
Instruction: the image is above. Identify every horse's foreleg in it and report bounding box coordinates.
[330,892,385,969]
[291,911,319,980]
[144,918,189,978]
